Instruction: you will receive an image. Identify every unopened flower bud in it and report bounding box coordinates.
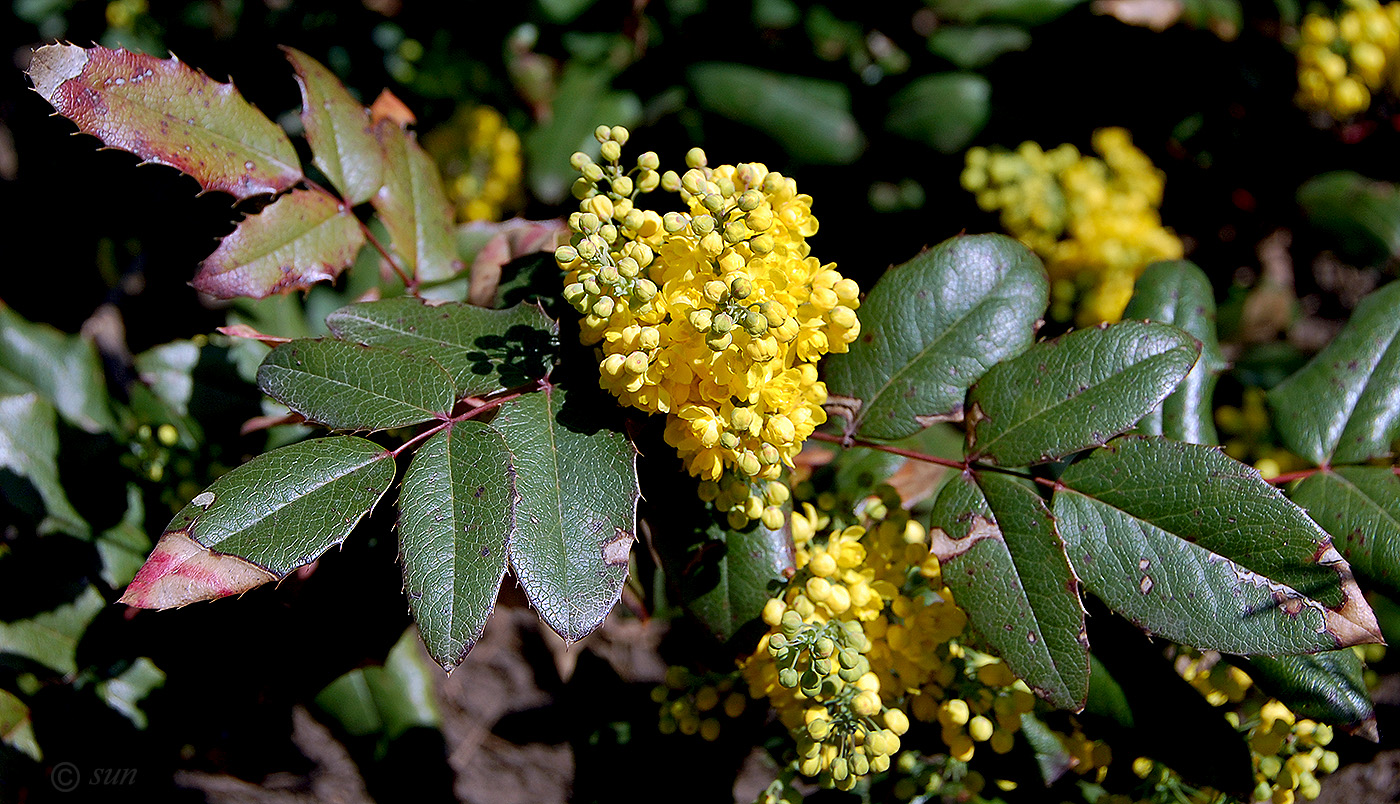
[689,309,714,331]
[571,177,593,200]
[554,245,579,264]
[611,175,634,196]
[570,151,592,170]
[592,296,615,318]
[609,125,630,145]
[600,140,622,162]
[661,170,682,192]
[582,162,605,182]
[703,280,728,303]
[633,278,658,301]
[690,214,715,235]
[662,211,688,233]
[685,147,707,168]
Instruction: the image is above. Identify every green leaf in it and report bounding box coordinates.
[967,322,1200,466]
[0,394,87,537]
[1297,171,1400,262]
[1122,260,1227,445]
[1018,712,1075,784]
[372,122,464,283]
[539,0,600,23]
[1268,281,1400,466]
[490,388,640,642]
[0,689,41,762]
[96,484,151,588]
[1054,436,1382,653]
[523,62,642,204]
[0,586,104,675]
[824,234,1048,442]
[1290,467,1400,600]
[925,0,1088,25]
[1084,654,1133,728]
[120,436,394,609]
[285,47,383,205]
[681,512,794,643]
[0,304,115,434]
[399,423,514,671]
[257,339,456,431]
[314,626,441,740]
[192,189,366,299]
[27,43,301,200]
[325,297,557,398]
[885,73,991,154]
[95,657,165,729]
[133,340,200,416]
[929,471,1088,710]
[1240,650,1375,733]
[688,63,864,164]
[927,25,1032,68]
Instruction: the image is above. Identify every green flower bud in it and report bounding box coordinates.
[681,169,706,195]
[691,214,716,235]
[562,283,587,307]
[712,312,734,334]
[812,657,831,676]
[633,278,658,301]
[778,668,799,688]
[663,211,688,233]
[780,610,804,636]
[838,649,859,670]
[731,407,755,431]
[702,193,725,213]
[579,212,601,232]
[850,753,870,776]
[598,223,618,243]
[597,265,619,284]
[724,220,750,243]
[744,310,768,336]
[617,257,640,278]
[706,331,733,352]
[750,233,774,254]
[637,150,660,170]
[636,170,660,193]
[738,189,763,211]
[582,278,602,297]
[729,276,753,299]
[814,637,835,658]
[623,209,646,231]
[807,718,831,741]
[576,239,599,260]
[830,758,848,782]
[703,280,728,303]
[715,177,735,197]
[571,177,594,200]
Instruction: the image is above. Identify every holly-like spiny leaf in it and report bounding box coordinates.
[398,422,514,671]
[120,436,395,609]
[688,63,864,165]
[1239,650,1375,737]
[1268,281,1400,466]
[192,189,365,299]
[0,394,87,537]
[95,657,165,730]
[0,689,41,761]
[285,47,383,205]
[372,121,463,283]
[0,304,115,434]
[929,471,1088,710]
[28,43,301,200]
[314,626,441,739]
[0,586,104,675]
[1290,466,1400,600]
[681,509,795,644]
[825,234,1048,442]
[325,297,557,398]
[257,338,456,431]
[1054,436,1382,654]
[1123,260,1227,445]
[490,387,640,642]
[97,485,151,589]
[967,322,1200,466]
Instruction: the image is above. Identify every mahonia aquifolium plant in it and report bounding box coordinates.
[1295,0,1400,120]
[960,128,1183,325]
[555,126,860,529]
[424,105,525,222]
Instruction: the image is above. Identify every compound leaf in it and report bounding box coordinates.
[1290,466,1400,600]
[257,338,455,431]
[120,436,394,609]
[1054,436,1382,654]
[325,297,557,398]
[682,512,794,643]
[28,43,301,199]
[193,189,365,299]
[0,585,104,675]
[0,304,114,434]
[1268,281,1400,466]
[930,471,1088,710]
[490,388,639,642]
[1240,650,1375,734]
[1123,260,1227,444]
[825,234,1048,442]
[372,122,463,283]
[0,394,86,537]
[398,422,514,671]
[968,322,1199,466]
[285,47,383,205]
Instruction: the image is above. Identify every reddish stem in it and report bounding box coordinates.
[1264,467,1325,485]
[808,430,966,471]
[389,381,545,458]
[301,177,417,294]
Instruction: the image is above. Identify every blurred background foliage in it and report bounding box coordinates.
[3,0,1400,802]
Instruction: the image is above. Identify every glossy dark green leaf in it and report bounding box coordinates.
[1123,261,1227,445]
[314,627,441,740]
[967,322,1200,466]
[1241,650,1374,733]
[95,657,165,729]
[824,234,1048,442]
[682,511,794,643]
[399,423,514,671]
[1290,467,1400,600]
[1084,654,1133,728]
[325,297,557,398]
[0,304,114,433]
[1268,281,1400,466]
[0,689,40,761]
[1297,171,1400,262]
[286,47,383,205]
[120,436,394,609]
[258,338,456,431]
[0,393,86,537]
[926,0,1088,25]
[929,471,1087,710]
[885,73,991,155]
[0,586,104,675]
[491,388,640,642]
[688,63,864,164]
[97,485,151,588]
[1055,436,1382,653]
[927,25,1032,68]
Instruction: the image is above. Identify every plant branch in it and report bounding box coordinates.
[807,431,966,471]
[301,177,416,294]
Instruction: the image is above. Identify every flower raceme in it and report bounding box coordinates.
[555,126,861,526]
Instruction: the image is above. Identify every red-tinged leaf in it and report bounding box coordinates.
[217,324,291,344]
[118,531,277,609]
[369,89,416,127]
[285,47,383,205]
[372,121,463,283]
[28,43,301,200]
[460,218,570,306]
[193,189,365,299]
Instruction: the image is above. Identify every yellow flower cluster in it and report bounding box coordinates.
[1296,0,1400,119]
[961,128,1183,325]
[740,493,1035,791]
[651,666,747,742]
[556,126,861,526]
[424,106,524,222]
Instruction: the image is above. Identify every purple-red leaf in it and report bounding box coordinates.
[193,189,365,298]
[371,121,463,283]
[285,47,383,205]
[28,43,302,200]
